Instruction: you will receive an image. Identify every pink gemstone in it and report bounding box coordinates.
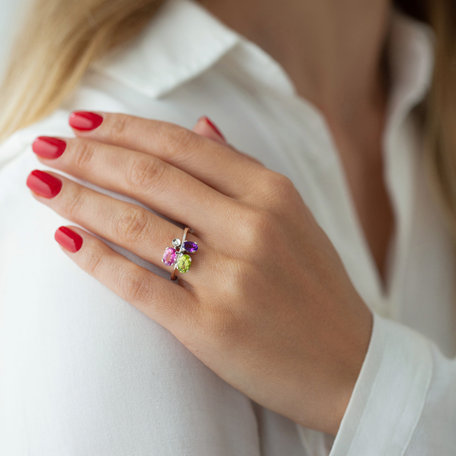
[162,247,177,266]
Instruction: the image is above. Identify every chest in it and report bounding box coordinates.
[335,136,396,294]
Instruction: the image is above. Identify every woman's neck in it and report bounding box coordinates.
[197,0,392,130]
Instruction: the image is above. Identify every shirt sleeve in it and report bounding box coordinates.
[329,312,456,455]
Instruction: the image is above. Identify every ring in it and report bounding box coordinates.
[162,226,198,281]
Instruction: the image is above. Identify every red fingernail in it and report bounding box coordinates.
[55,226,83,252]
[32,136,66,159]
[69,111,103,131]
[202,116,225,140]
[26,170,62,198]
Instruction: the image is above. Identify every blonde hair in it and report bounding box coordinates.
[0,0,455,241]
[0,0,165,140]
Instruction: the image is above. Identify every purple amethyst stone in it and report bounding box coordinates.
[183,241,198,253]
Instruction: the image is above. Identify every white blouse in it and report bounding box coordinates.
[0,0,455,454]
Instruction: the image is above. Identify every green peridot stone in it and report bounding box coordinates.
[176,253,192,273]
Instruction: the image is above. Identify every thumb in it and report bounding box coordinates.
[193,116,227,144]
[193,115,265,167]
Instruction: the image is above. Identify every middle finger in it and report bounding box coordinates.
[32,136,239,240]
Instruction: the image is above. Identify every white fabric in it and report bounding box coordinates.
[1,0,455,454]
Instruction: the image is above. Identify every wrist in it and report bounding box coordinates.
[329,308,374,436]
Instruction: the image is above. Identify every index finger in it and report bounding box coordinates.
[68,111,264,200]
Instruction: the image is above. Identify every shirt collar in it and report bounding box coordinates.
[385,7,435,121]
[90,0,240,97]
[90,0,435,108]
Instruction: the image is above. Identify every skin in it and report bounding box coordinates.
[198,0,394,289]
[25,0,399,436]
[28,113,373,436]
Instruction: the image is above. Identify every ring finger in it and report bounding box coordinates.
[25,169,210,285]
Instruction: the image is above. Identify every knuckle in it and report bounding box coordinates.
[195,263,254,349]
[119,269,152,304]
[235,207,280,261]
[83,246,104,277]
[114,206,150,243]
[241,208,272,245]
[196,292,240,345]
[73,140,94,170]
[204,292,252,348]
[251,170,290,204]
[167,126,200,153]
[108,114,129,141]
[262,170,295,200]
[126,156,166,193]
[208,309,240,343]
[64,185,86,220]
[222,260,250,297]
[211,256,250,301]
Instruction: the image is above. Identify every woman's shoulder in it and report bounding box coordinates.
[0,108,263,456]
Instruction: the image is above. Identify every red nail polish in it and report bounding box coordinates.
[26,170,62,198]
[54,226,83,252]
[32,136,66,159]
[69,111,103,131]
[202,116,225,140]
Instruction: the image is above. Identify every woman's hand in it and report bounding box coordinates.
[27,111,373,436]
